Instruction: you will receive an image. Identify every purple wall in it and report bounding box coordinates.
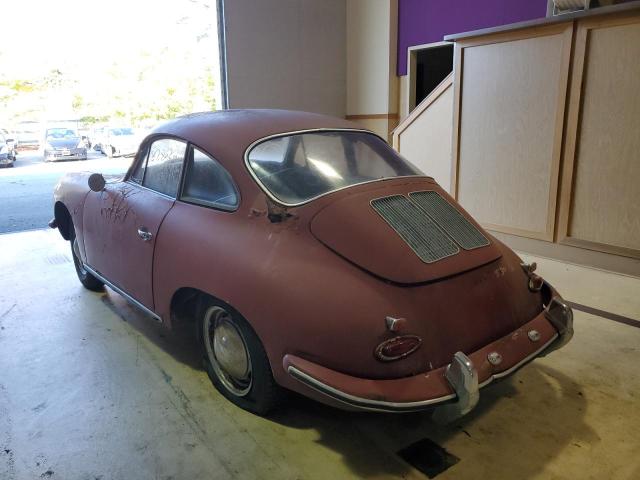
[397,0,548,75]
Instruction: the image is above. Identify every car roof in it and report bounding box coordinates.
[144,109,372,208]
[150,109,364,160]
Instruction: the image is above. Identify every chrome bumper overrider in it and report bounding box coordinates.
[539,296,574,355]
[435,296,572,420]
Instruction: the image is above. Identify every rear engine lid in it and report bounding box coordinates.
[310,180,501,284]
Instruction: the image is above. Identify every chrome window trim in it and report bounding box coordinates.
[129,143,149,185]
[124,180,176,201]
[178,196,238,212]
[178,144,241,213]
[125,135,187,198]
[243,128,430,208]
[83,263,162,323]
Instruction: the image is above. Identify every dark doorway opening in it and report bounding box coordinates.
[415,44,454,107]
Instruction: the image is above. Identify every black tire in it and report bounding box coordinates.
[70,229,104,292]
[197,298,283,415]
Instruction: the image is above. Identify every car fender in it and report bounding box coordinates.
[54,173,92,257]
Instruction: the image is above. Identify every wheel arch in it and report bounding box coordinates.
[54,201,73,240]
[168,286,278,371]
[169,287,251,333]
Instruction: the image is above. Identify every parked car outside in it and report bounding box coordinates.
[15,122,41,150]
[1,128,17,158]
[78,128,92,149]
[98,127,140,157]
[91,126,107,152]
[50,110,573,417]
[43,127,87,162]
[0,131,17,167]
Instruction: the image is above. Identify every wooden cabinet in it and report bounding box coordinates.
[558,13,640,257]
[448,7,640,261]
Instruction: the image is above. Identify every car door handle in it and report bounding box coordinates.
[137,227,153,242]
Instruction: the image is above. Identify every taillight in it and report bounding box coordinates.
[375,335,422,362]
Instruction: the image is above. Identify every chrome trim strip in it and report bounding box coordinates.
[83,264,162,323]
[124,180,176,201]
[288,331,559,413]
[243,127,432,208]
[287,365,456,413]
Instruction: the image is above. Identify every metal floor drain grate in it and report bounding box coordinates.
[397,438,460,478]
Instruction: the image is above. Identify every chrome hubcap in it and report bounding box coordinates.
[203,307,252,397]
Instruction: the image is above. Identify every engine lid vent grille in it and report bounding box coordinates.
[370,195,459,264]
[409,191,490,250]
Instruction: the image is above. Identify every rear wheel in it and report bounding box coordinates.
[70,229,103,291]
[197,300,283,415]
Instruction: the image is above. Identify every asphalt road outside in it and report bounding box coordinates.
[0,149,132,234]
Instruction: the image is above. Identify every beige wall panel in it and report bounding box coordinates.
[346,0,393,115]
[457,34,565,236]
[398,75,410,121]
[224,0,346,117]
[568,22,640,251]
[398,86,453,192]
[348,117,393,142]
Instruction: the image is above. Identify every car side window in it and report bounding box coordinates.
[130,145,148,184]
[142,138,187,198]
[181,147,239,210]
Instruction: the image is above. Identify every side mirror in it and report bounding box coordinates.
[88,173,106,192]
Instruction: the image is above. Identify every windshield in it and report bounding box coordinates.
[46,128,78,139]
[246,130,422,205]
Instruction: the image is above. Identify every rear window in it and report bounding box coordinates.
[246,131,422,205]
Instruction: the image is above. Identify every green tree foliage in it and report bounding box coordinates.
[0,0,218,127]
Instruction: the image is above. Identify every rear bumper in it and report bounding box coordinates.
[284,291,573,415]
[44,148,87,161]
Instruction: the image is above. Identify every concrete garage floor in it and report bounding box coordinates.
[1,229,639,480]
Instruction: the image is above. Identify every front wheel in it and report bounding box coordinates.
[70,230,104,291]
[197,301,283,415]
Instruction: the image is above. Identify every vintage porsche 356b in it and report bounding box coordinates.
[50,110,573,416]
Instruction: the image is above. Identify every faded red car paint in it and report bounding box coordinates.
[53,110,573,414]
